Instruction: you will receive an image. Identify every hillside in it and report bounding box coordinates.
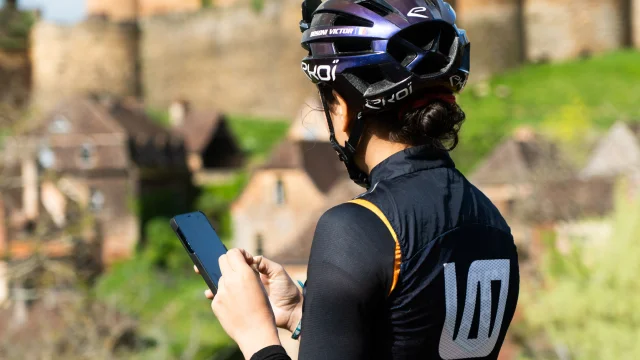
[454,50,640,173]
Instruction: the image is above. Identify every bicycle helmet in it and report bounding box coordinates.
[299,0,470,188]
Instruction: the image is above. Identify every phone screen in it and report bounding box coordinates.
[172,211,227,291]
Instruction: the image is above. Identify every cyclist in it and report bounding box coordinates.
[203,1,520,359]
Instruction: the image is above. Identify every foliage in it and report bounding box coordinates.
[138,187,191,233]
[201,0,213,8]
[195,173,248,244]
[225,114,289,163]
[0,8,36,51]
[141,217,192,271]
[251,0,265,13]
[519,181,640,359]
[95,256,239,359]
[453,50,640,174]
[145,108,171,127]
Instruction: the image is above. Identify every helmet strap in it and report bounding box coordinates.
[318,85,370,188]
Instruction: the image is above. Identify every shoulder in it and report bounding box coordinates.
[311,202,396,265]
[310,202,396,292]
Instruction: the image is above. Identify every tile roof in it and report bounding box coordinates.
[263,140,343,194]
[470,131,575,185]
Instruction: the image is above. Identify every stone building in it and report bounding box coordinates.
[168,100,245,184]
[470,127,614,265]
[231,139,348,258]
[1,96,192,265]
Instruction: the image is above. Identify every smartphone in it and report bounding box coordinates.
[170,211,227,294]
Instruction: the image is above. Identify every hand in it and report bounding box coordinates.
[253,256,303,333]
[206,249,281,358]
[199,251,303,333]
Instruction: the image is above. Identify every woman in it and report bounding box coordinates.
[202,0,520,359]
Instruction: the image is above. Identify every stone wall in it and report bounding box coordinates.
[525,0,627,62]
[633,0,640,47]
[87,0,201,21]
[0,50,30,107]
[457,0,525,81]
[31,20,139,112]
[140,0,315,118]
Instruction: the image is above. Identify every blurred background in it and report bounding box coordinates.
[1,0,640,359]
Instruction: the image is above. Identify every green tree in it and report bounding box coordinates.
[520,181,640,359]
[142,217,192,271]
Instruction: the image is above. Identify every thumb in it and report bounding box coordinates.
[253,256,284,277]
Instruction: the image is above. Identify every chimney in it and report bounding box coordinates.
[22,158,39,221]
[169,100,190,128]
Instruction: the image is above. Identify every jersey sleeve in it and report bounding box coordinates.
[298,202,396,359]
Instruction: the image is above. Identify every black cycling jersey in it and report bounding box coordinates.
[250,145,520,360]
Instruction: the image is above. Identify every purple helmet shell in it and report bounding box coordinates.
[300,0,470,114]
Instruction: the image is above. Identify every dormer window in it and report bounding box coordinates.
[255,234,264,256]
[49,115,71,134]
[79,143,95,169]
[275,178,285,205]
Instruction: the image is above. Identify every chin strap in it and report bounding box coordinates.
[318,85,370,189]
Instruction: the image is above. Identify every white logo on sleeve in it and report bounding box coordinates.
[438,260,510,359]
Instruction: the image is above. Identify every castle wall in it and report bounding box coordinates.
[139,0,314,118]
[87,0,201,21]
[525,0,627,62]
[31,20,139,111]
[457,0,525,81]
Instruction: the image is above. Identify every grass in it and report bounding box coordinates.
[453,50,640,173]
[225,114,290,163]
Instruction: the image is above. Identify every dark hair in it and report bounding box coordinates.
[320,87,466,151]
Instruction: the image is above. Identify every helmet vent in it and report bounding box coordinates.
[357,0,393,17]
[388,21,457,76]
[333,13,374,27]
[334,38,373,54]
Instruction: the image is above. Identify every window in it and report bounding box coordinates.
[49,115,71,134]
[38,146,55,169]
[79,143,95,168]
[275,178,285,205]
[255,234,264,256]
[89,188,105,212]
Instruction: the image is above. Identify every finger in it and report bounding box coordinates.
[194,265,200,274]
[204,289,214,299]
[219,254,232,275]
[237,248,255,263]
[227,248,253,274]
[255,256,284,277]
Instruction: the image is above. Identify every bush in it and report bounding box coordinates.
[519,180,640,359]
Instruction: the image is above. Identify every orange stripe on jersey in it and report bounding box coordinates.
[349,199,401,296]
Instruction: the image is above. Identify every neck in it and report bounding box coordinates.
[356,132,411,175]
